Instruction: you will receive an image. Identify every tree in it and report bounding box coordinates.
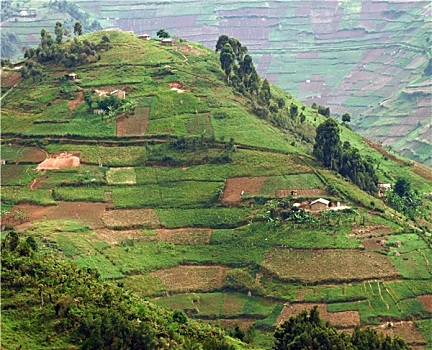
[156,29,170,39]
[259,79,272,105]
[54,21,63,44]
[394,178,411,198]
[274,307,411,350]
[313,118,341,170]
[342,112,351,123]
[73,22,83,36]
[220,43,235,82]
[215,34,229,52]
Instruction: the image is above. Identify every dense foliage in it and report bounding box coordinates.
[21,24,111,81]
[314,119,378,194]
[274,307,411,350]
[386,178,423,219]
[1,232,238,349]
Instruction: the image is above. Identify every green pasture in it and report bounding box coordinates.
[148,91,209,120]
[111,181,224,208]
[416,319,432,349]
[1,165,39,186]
[210,107,299,153]
[34,101,71,122]
[1,111,39,134]
[1,186,56,205]
[106,167,136,185]
[40,167,106,187]
[23,105,116,137]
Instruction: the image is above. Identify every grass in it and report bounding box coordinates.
[106,167,137,184]
[1,186,56,205]
[258,174,324,196]
[415,319,432,349]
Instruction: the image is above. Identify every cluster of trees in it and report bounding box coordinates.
[216,35,315,143]
[47,0,102,33]
[83,90,135,117]
[274,307,411,350]
[21,24,111,81]
[386,178,423,219]
[313,119,378,193]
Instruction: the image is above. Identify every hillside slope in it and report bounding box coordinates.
[1,30,432,349]
[1,0,431,165]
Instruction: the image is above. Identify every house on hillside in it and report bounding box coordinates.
[138,34,151,40]
[309,198,330,211]
[378,183,391,196]
[65,73,78,81]
[161,38,173,45]
[329,201,351,211]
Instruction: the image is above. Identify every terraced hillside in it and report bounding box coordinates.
[1,0,431,165]
[1,30,432,349]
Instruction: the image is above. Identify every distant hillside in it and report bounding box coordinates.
[2,0,430,165]
[1,29,431,349]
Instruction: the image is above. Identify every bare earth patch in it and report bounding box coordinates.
[91,228,143,245]
[67,91,84,113]
[116,106,150,136]
[152,265,228,292]
[37,152,80,170]
[262,248,400,283]
[351,223,393,238]
[277,303,360,329]
[102,209,161,229]
[417,295,432,312]
[12,202,106,230]
[143,228,212,244]
[362,237,387,251]
[221,177,267,203]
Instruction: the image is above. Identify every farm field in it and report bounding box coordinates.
[1,29,431,349]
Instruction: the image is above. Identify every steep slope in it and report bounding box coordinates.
[1,30,432,349]
[1,0,431,165]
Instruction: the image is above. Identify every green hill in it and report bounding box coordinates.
[1,30,432,349]
[1,0,431,166]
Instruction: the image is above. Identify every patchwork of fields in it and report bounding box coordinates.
[2,0,430,165]
[1,30,431,348]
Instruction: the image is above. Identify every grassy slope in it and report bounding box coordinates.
[1,30,431,349]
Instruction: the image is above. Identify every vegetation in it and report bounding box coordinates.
[1,28,431,349]
[314,118,378,194]
[274,307,411,350]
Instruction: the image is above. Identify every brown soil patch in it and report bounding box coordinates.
[67,91,84,113]
[209,318,257,330]
[1,70,22,87]
[221,294,245,316]
[28,176,48,190]
[374,321,426,347]
[116,106,150,136]
[102,209,160,229]
[351,223,393,238]
[37,152,80,170]
[276,188,328,198]
[143,228,212,244]
[12,202,106,230]
[168,81,184,89]
[277,303,360,329]
[262,248,400,283]
[177,44,206,57]
[417,295,432,312]
[362,237,387,251]
[412,163,432,183]
[91,228,142,245]
[221,177,267,203]
[152,265,228,292]
[14,147,47,163]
